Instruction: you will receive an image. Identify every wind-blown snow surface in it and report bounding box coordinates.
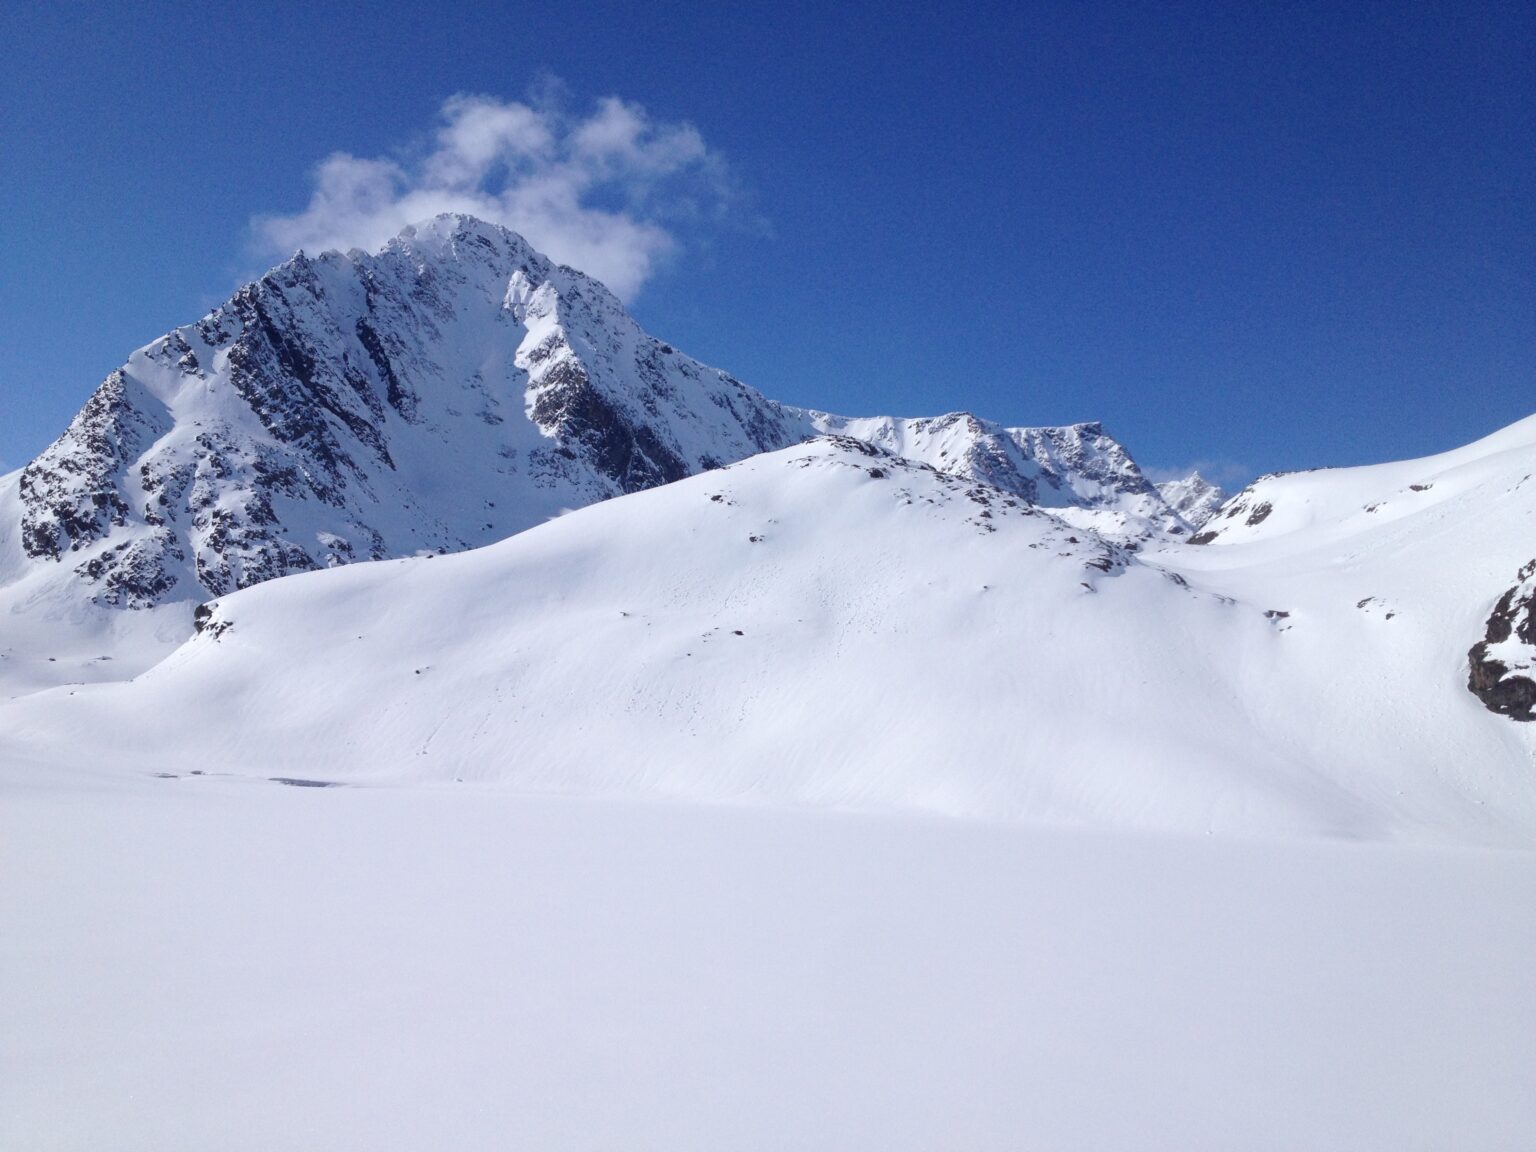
[6,435,1534,845]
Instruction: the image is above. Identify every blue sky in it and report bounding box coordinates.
[1,1,1530,486]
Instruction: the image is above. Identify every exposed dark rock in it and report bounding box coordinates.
[530,359,689,494]
[1467,560,1536,721]
[73,530,183,607]
[17,371,167,559]
[1468,650,1536,720]
[192,601,233,639]
[356,313,417,421]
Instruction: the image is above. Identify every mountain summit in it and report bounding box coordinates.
[0,214,1181,693]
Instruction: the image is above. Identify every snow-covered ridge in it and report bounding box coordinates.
[5,433,1534,846]
[812,412,1185,536]
[1187,413,1536,548]
[0,214,1178,694]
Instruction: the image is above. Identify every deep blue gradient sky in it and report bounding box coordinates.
[2,1,1531,485]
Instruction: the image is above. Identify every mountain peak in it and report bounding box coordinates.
[0,222,1185,695]
[386,212,540,261]
[1156,471,1225,529]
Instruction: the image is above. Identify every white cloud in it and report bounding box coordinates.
[252,92,736,300]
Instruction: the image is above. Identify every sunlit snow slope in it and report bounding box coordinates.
[6,432,1534,845]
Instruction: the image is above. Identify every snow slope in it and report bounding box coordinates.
[1189,413,1536,551]
[6,433,1534,845]
[1166,413,1536,728]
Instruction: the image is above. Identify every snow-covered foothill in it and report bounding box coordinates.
[5,432,1533,846]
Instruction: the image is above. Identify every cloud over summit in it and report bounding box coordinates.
[253,92,734,299]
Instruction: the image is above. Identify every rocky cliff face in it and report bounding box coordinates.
[1468,559,1536,721]
[0,214,1181,662]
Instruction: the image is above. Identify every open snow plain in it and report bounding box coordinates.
[5,770,1533,1151]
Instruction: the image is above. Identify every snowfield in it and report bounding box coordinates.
[3,774,1533,1152]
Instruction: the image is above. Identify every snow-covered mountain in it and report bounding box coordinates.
[1156,470,1224,527]
[5,210,1533,841]
[6,428,1534,845]
[0,214,1180,695]
[6,216,1533,1151]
